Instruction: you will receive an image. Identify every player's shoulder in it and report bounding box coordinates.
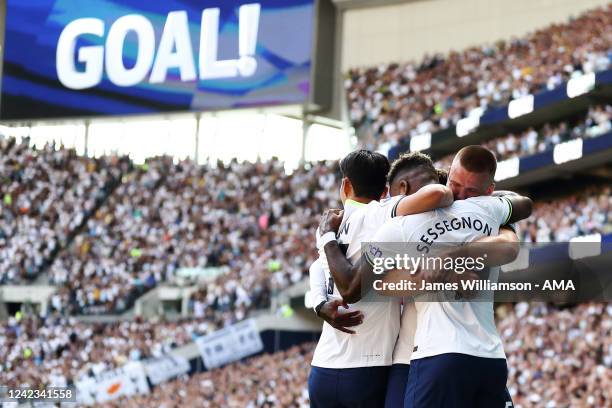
[363,195,403,218]
[372,211,429,242]
[336,203,368,238]
[469,195,507,202]
[371,216,404,241]
[362,195,400,209]
[343,202,363,219]
[388,209,432,229]
[345,203,369,223]
[335,202,366,231]
[451,196,511,221]
[455,195,507,210]
[378,195,403,207]
[315,205,361,246]
[462,195,499,204]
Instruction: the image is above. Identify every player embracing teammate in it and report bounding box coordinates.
[309,146,533,408]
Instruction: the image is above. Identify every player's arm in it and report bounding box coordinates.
[319,209,372,304]
[309,258,328,311]
[475,226,520,266]
[476,226,520,267]
[310,244,364,333]
[374,230,512,298]
[445,226,520,268]
[493,190,533,224]
[320,210,472,301]
[393,184,454,217]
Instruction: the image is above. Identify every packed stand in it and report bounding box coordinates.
[483,104,611,162]
[433,104,612,170]
[519,184,611,243]
[499,302,612,407]
[48,158,171,314]
[0,312,211,389]
[101,343,315,408]
[49,158,340,314]
[346,5,612,150]
[0,155,339,387]
[0,132,609,397]
[99,302,611,408]
[0,137,128,284]
[1,184,608,389]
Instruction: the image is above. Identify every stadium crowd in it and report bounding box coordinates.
[519,184,611,243]
[9,101,606,317]
[0,142,608,405]
[346,5,612,150]
[0,313,210,388]
[2,6,611,391]
[0,2,610,407]
[500,302,612,407]
[483,104,611,162]
[48,159,169,314]
[0,180,609,390]
[434,104,612,170]
[0,138,128,284]
[83,302,612,408]
[102,343,314,408]
[47,158,338,315]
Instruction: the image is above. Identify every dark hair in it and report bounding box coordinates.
[436,168,448,185]
[387,152,438,184]
[340,150,390,200]
[455,146,497,180]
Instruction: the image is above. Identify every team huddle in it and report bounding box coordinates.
[308,146,533,408]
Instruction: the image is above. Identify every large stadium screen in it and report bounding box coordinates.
[0,0,314,120]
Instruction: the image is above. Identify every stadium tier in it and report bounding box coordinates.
[0,138,609,312]
[0,164,610,393]
[432,105,612,179]
[346,5,611,153]
[30,302,608,408]
[2,303,611,406]
[2,152,339,314]
[0,138,128,283]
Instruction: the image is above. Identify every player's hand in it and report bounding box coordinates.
[319,209,343,235]
[318,299,363,334]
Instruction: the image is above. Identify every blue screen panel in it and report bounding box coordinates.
[0,0,314,119]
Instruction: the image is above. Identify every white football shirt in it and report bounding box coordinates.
[311,196,404,368]
[368,196,513,361]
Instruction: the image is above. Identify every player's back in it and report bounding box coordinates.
[312,196,403,368]
[316,200,365,293]
[380,196,512,361]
